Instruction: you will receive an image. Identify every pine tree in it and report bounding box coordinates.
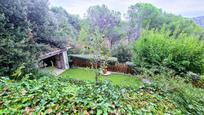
[0,0,37,77]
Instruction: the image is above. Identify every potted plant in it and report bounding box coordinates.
[102,65,108,74]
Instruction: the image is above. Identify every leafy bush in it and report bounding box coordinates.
[133,30,204,75]
[112,43,132,63]
[145,75,204,114]
[195,75,204,88]
[200,75,204,82]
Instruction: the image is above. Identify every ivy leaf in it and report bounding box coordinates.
[96,109,103,115]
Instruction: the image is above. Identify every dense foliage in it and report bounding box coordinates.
[26,0,80,48]
[128,3,204,40]
[111,43,132,63]
[192,16,204,29]
[87,5,121,48]
[133,30,204,75]
[145,74,204,114]
[0,76,182,114]
[0,0,38,77]
[0,0,79,77]
[1,73,204,114]
[50,7,80,42]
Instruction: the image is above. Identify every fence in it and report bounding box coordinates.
[70,56,135,74]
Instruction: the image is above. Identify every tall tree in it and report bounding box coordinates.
[128,3,163,41]
[26,0,49,40]
[87,5,121,48]
[26,0,69,48]
[83,29,111,84]
[0,0,37,77]
[128,3,204,40]
[50,7,80,40]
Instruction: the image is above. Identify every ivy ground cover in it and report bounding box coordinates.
[0,76,181,114]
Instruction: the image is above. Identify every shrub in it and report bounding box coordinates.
[112,43,132,63]
[195,75,204,88]
[133,30,204,75]
[145,75,204,114]
[201,75,204,82]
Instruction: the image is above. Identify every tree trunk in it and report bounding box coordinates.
[95,59,99,84]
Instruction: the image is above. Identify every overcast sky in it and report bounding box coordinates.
[49,0,204,18]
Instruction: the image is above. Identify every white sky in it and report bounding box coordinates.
[49,0,204,18]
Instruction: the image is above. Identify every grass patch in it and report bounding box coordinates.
[60,68,142,88]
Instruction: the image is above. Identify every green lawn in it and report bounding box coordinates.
[60,68,142,88]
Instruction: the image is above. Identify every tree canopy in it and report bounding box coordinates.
[128,3,204,40]
[86,5,122,48]
[0,0,37,76]
[0,0,80,77]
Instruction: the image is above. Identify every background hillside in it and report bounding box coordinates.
[192,16,204,29]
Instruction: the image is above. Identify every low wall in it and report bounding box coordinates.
[107,63,135,74]
[70,56,135,74]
